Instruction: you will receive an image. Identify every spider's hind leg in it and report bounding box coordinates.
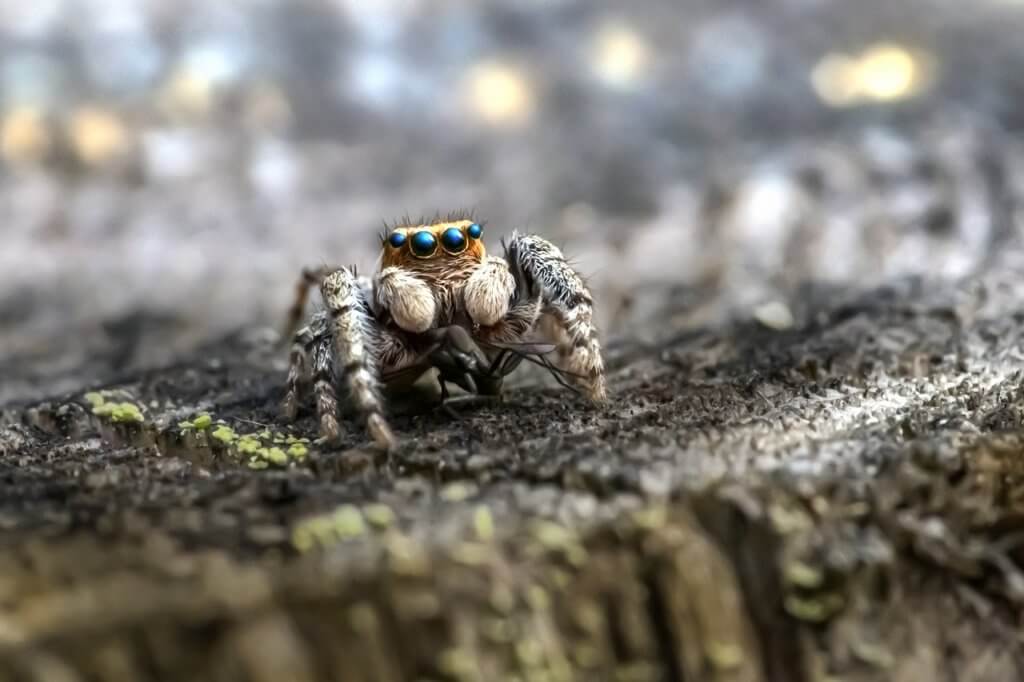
[282,323,315,421]
[281,265,335,346]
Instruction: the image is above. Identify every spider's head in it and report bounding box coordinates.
[380,219,486,279]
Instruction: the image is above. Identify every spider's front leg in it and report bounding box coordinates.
[499,232,607,402]
[282,267,422,450]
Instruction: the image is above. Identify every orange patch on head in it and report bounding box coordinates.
[381,219,486,269]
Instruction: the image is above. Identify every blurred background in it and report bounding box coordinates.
[3,0,1024,402]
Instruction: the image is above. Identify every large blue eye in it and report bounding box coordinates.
[441,227,467,253]
[388,232,407,248]
[410,230,437,257]
[467,223,482,240]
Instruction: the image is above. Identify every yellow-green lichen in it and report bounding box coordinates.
[291,505,374,552]
[530,520,587,565]
[515,638,544,667]
[363,504,395,529]
[177,414,313,469]
[531,521,575,549]
[481,617,515,643]
[473,505,494,541]
[438,647,479,679]
[783,592,845,623]
[783,560,825,589]
[84,392,105,407]
[526,584,550,611]
[632,505,668,530]
[385,533,430,576]
[211,425,238,444]
[489,585,516,614]
[92,400,144,423]
[348,603,379,634]
[851,639,894,668]
[572,601,604,634]
[237,435,261,454]
[263,447,288,465]
[572,643,602,668]
[440,482,476,503]
[451,541,490,567]
[332,505,366,538]
[706,641,745,670]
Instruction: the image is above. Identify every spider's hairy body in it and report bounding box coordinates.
[282,213,606,450]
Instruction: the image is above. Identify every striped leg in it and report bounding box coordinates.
[282,322,317,420]
[320,268,396,450]
[503,232,607,402]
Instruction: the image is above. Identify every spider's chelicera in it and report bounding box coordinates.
[282,213,607,450]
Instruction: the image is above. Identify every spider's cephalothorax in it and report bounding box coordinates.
[282,214,607,450]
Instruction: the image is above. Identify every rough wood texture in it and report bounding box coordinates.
[4,122,1024,681]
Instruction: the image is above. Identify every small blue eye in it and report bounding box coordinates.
[410,230,437,257]
[388,232,407,248]
[441,227,467,253]
[467,223,482,239]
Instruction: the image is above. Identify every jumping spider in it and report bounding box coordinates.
[282,214,607,450]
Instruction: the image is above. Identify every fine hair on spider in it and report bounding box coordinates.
[281,213,607,450]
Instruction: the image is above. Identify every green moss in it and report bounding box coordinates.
[192,413,213,430]
[83,392,105,407]
[286,443,308,458]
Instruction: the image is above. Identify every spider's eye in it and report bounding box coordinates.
[410,230,437,257]
[388,232,407,248]
[441,227,467,254]
[467,223,483,240]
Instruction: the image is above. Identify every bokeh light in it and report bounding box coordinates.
[462,61,535,126]
[589,21,651,88]
[811,43,936,107]
[0,107,50,166]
